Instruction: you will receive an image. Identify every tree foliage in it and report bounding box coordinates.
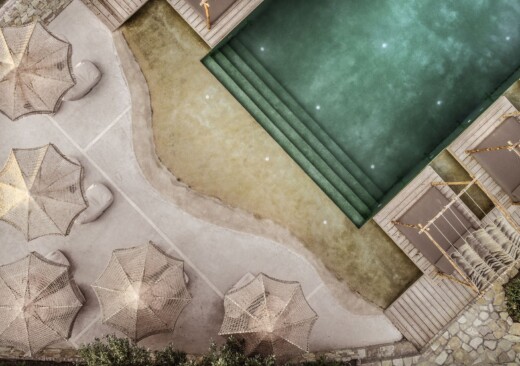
[78,335,355,366]
[505,277,520,322]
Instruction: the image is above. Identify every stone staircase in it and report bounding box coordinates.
[203,39,383,226]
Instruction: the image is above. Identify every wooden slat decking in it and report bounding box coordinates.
[385,274,476,350]
[167,0,263,48]
[83,0,263,45]
[448,96,520,226]
[384,206,511,350]
[81,0,148,31]
[374,166,481,349]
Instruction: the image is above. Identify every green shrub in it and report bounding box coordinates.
[197,337,275,366]
[77,335,355,366]
[153,346,188,366]
[78,335,151,366]
[505,277,520,322]
[301,357,354,366]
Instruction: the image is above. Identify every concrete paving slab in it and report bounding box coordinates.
[307,285,401,351]
[86,111,324,295]
[48,0,131,149]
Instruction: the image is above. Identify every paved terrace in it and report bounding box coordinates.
[0,0,401,356]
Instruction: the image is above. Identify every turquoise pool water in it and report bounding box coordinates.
[204,0,520,226]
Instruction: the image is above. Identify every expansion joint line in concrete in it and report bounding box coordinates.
[306,283,324,300]
[46,115,224,297]
[47,114,226,344]
[84,105,131,152]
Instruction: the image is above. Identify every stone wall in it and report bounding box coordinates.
[0,0,72,26]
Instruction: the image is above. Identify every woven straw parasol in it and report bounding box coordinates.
[0,143,87,241]
[0,252,84,356]
[219,273,318,360]
[92,242,192,341]
[0,22,75,120]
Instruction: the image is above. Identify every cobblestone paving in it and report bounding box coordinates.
[0,0,71,26]
[419,283,520,366]
[365,272,520,365]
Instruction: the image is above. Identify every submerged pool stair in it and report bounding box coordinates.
[203,39,383,226]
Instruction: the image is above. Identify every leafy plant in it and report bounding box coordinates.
[78,335,151,366]
[153,346,188,366]
[302,357,355,366]
[77,335,356,366]
[505,276,520,322]
[197,337,275,366]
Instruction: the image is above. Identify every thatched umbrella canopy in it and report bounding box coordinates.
[219,273,318,360]
[0,143,87,241]
[92,242,192,341]
[0,22,75,120]
[0,252,84,356]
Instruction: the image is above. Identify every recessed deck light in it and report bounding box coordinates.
[506,36,511,41]
[260,47,265,51]
[316,105,321,110]
[323,220,328,225]
[205,95,210,100]
[436,100,442,106]
[370,164,375,169]
[265,156,270,161]
[382,43,388,48]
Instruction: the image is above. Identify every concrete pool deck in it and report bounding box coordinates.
[0,0,402,355]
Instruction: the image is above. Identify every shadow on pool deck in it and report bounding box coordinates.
[121,0,422,309]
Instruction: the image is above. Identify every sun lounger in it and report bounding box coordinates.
[471,117,520,204]
[185,0,237,23]
[64,60,102,101]
[78,183,114,224]
[396,187,476,274]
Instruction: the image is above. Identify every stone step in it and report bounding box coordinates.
[204,55,368,226]
[230,38,384,201]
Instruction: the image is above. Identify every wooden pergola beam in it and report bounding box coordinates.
[200,0,211,29]
[501,111,520,120]
[431,181,472,187]
[465,140,520,155]
[392,220,479,293]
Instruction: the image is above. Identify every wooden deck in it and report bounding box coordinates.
[385,274,475,350]
[374,166,481,349]
[81,0,148,30]
[82,0,263,47]
[448,96,520,226]
[384,205,512,350]
[167,0,263,48]
[376,97,520,349]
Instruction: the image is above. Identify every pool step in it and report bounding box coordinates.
[203,45,380,226]
[228,39,383,201]
[218,48,378,210]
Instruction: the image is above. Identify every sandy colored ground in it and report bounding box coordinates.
[121,0,420,309]
[505,80,520,109]
[430,151,493,219]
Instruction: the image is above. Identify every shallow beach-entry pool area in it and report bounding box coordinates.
[204,0,520,226]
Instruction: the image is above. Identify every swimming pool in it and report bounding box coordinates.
[203,0,520,227]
